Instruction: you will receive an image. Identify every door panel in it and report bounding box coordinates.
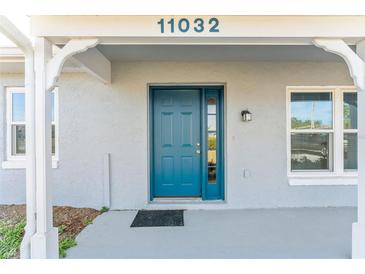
[153,89,201,197]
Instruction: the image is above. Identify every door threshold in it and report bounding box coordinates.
[152,197,203,204]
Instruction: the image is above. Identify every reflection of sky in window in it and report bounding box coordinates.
[12,92,55,122]
[12,93,25,122]
[208,115,216,131]
[291,101,332,128]
[208,104,216,114]
[208,97,216,114]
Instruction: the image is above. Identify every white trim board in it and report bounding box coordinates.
[31,16,365,41]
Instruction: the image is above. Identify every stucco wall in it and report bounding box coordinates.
[0,74,26,204]
[0,61,357,209]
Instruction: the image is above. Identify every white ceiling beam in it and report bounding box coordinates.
[70,47,111,84]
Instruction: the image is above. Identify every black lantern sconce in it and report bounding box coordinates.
[241,110,252,122]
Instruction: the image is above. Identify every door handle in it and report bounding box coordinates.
[196,149,201,154]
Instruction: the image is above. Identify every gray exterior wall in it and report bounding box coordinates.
[0,61,357,209]
[0,74,26,204]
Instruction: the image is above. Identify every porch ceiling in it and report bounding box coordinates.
[97,45,348,62]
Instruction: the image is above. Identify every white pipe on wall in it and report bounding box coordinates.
[0,16,36,259]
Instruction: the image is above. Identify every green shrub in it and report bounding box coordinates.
[100,207,109,213]
[58,224,66,234]
[0,221,26,259]
[59,236,77,258]
[83,217,93,226]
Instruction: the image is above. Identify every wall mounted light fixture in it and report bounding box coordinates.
[241,110,252,122]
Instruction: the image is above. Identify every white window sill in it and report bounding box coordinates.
[2,159,59,169]
[288,173,358,186]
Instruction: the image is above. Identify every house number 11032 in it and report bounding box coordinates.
[157,18,220,34]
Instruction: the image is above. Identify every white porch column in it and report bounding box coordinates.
[313,38,365,258]
[29,37,101,258]
[353,89,365,258]
[0,16,36,259]
[352,40,365,258]
[30,37,58,259]
[21,53,37,259]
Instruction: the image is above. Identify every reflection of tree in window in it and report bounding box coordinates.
[344,93,357,129]
[291,133,330,170]
[208,135,216,150]
[291,117,324,129]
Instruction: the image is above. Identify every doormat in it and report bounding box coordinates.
[130,210,184,227]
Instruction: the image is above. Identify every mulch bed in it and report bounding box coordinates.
[0,204,101,242]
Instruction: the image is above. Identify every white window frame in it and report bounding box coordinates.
[6,87,26,161]
[2,87,59,169]
[286,86,358,186]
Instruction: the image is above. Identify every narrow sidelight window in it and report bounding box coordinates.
[204,87,224,200]
[207,97,217,184]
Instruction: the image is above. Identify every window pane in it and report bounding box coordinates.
[208,167,216,184]
[208,150,216,166]
[344,92,357,129]
[207,97,216,114]
[344,133,357,170]
[291,133,332,171]
[208,132,216,150]
[51,92,55,122]
[52,124,56,155]
[291,92,333,129]
[207,96,218,185]
[12,93,25,122]
[12,125,26,155]
[208,133,216,166]
[208,115,216,131]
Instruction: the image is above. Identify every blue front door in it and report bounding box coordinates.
[152,89,201,197]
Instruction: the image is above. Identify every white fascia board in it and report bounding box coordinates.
[0,47,24,57]
[31,15,365,42]
[0,47,24,68]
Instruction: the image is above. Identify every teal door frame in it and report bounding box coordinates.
[149,85,225,201]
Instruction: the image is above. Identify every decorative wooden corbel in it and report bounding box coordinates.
[313,38,365,91]
[46,38,99,91]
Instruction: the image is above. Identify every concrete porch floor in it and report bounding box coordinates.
[67,207,356,259]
